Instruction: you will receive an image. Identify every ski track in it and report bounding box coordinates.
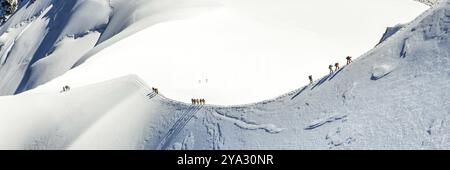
[157,105,203,150]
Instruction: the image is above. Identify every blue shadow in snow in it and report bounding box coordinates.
[291,86,308,100]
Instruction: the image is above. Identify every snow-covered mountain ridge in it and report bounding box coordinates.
[16,0,429,105]
[0,0,448,149]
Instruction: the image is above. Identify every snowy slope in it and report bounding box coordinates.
[0,0,448,150]
[416,0,440,6]
[27,0,428,105]
[0,0,20,23]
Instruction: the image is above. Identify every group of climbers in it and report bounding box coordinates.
[309,56,353,84]
[156,55,353,100]
[192,98,206,105]
[328,62,341,74]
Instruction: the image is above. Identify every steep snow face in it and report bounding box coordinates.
[0,0,20,23]
[32,0,428,105]
[0,0,219,95]
[0,0,448,150]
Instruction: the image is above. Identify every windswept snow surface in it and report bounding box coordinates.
[0,0,449,150]
[29,0,428,105]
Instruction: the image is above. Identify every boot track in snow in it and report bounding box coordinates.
[157,105,203,150]
[146,92,158,99]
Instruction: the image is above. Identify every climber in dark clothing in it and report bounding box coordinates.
[61,85,70,93]
[346,56,353,65]
[329,65,334,74]
[308,75,313,84]
[334,63,340,71]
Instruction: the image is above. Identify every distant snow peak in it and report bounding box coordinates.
[415,0,439,6]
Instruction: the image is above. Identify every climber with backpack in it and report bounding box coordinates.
[329,65,334,74]
[334,63,340,71]
[346,56,353,65]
